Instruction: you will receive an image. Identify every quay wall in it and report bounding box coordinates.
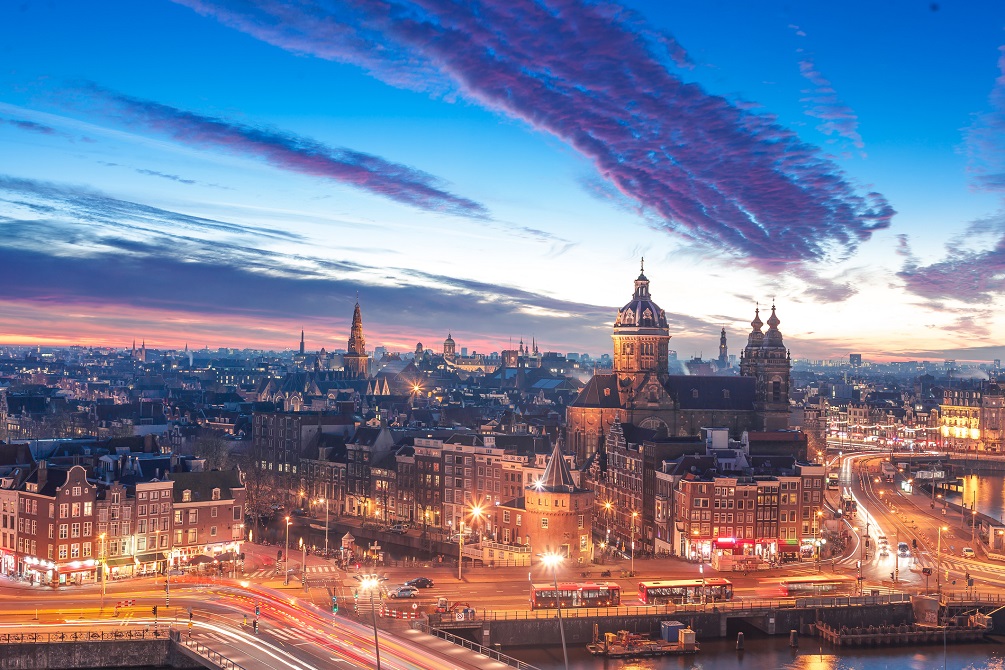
[0,640,201,670]
[479,603,913,647]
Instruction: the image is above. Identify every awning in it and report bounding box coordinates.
[215,551,238,562]
[134,552,163,564]
[105,556,135,568]
[188,554,214,565]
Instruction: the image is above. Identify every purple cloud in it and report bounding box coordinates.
[1,117,58,135]
[136,169,196,185]
[965,45,1005,192]
[177,0,893,269]
[796,58,865,153]
[898,213,1005,303]
[77,86,488,218]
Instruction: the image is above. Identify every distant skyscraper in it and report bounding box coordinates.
[849,353,862,367]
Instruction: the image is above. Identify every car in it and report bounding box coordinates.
[389,523,408,534]
[898,542,910,557]
[879,547,890,557]
[388,585,418,599]
[406,577,434,588]
[962,547,976,558]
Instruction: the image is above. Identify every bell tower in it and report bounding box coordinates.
[343,299,370,378]
[740,304,791,430]
[612,259,671,386]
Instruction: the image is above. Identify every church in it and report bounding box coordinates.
[566,265,791,461]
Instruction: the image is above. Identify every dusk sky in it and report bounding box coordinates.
[2,1,1004,362]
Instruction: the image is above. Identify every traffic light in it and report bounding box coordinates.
[255,604,260,617]
[188,608,193,621]
[152,606,158,617]
[331,596,338,614]
[912,539,917,549]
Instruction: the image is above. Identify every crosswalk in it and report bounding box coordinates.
[245,564,342,580]
[199,628,306,644]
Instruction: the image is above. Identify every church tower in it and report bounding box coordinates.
[740,304,791,430]
[612,260,671,385]
[343,300,369,378]
[718,327,728,366]
[443,333,456,361]
[299,329,305,355]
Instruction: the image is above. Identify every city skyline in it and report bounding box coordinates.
[2,1,1005,362]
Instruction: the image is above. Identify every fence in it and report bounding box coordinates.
[432,593,913,622]
[173,632,246,670]
[411,619,540,670]
[0,629,168,644]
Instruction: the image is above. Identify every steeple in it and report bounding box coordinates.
[300,329,305,355]
[718,327,728,364]
[538,437,576,492]
[343,298,369,378]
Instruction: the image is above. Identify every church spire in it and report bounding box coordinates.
[300,329,305,355]
[344,297,369,378]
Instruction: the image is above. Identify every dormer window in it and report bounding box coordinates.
[182,490,192,502]
[692,389,699,398]
[211,488,221,501]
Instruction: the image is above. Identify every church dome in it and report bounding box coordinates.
[614,261,668,332]
[444,333,455,345]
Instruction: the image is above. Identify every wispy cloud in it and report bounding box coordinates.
[73,84,489,219]
[176,0,894,270]
[790,26,865,155]
[966,45,1005,192]
[1,116,58,135]
[135,168,196,185]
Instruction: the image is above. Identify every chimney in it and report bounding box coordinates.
[38,460,47,489]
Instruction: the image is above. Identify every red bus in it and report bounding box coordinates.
[529,581,621,609]
[638,578,734,605]
[778,575,855,597]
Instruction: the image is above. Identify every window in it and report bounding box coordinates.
[150,491,158,501]
[72,486,81,496]
[174,530,183,544]
[578,515,584,529]
[233,506,241,521]
[59,524,68,539]
[211,507,218,518]
[541,518,549,529]
[188,510,198,523]
[174,511,183,524]
[71,503,80,517]
[211,488,221,501]
[182,490,192,503]
[71,523,80,538]
[210,526,217,537]
[503,510,511,523]
[59,504,68,519]
[83,502,92,516]
[187,528,197,543]
[58,545,67,559]
[138,505,147,516]
[138,519,147,534]
[70,543,79,558]
[516,514,522,527]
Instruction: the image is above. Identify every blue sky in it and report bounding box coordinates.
[1,0,1004,361]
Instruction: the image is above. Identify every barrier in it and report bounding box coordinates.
[0,630,167,644]
[380,607,419,619]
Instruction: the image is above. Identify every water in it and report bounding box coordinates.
[509,633,1005,670]
[943,474,1005,524]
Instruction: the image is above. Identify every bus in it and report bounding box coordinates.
[637,578,734,605]
[529,581,621,609]
[777,575,855,597]
[827,472,840,490]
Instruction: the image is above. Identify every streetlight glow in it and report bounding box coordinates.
[539,551,569,670]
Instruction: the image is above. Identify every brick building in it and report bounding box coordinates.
[167,470,246,565]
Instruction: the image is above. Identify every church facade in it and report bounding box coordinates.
[566,266,791,461]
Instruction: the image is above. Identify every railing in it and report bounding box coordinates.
[174,632,246,670]
[0,629,169,644]
[411,619,540,670]
[431,594,913,622]
[944,591,1005,604]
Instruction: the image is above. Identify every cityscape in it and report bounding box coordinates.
[3,1,1005,670]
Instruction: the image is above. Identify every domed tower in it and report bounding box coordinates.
[612,260,671,385]
[343,299,369,378]
[718,327,728,367]
[740,304,791,430]
[443,333,456,361]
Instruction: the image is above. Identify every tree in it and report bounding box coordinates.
[193,432,234,470]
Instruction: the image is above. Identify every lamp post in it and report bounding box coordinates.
[630,511,638,576]
[300,537,307,588]
[458,520,465,581]
[814,510,824,571]
[603,501,613,549]
[360,576,384,670]
[99,532,107,610]
[317,498,329,556]
[937,525,947,597]
[699,563,705,608]
[284,516,292,586]
[540,552,569,670]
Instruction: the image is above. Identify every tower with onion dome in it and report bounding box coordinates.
[740,304,791,430]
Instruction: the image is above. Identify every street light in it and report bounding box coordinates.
[540,552,569,670]
[814,510,824,572]
[699,563,705,608]
[937,525,948,597]
[603,501,613,548]
[99,532,107,610]
[316,498,329,555]
[459,505,484,581]
[284,516,292,586]
[359,576,385,670]
[630,511,639,576]
[300,537,307,588]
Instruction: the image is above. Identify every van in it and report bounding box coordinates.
[962,547,976,559]
[389,523,408,534]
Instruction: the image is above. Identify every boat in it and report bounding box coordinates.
[586,627,699,659]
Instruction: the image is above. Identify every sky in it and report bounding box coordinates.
[1,1,1004,362]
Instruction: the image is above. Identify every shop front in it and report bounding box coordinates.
[104,555,136,580]
[0,551,14,576]
[22,557,56,585]
[134,551,163,576]
[55,558,97,586]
